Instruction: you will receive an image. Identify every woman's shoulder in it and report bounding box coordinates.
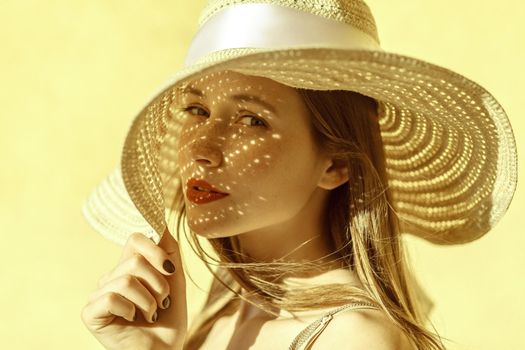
[301,307,416,350]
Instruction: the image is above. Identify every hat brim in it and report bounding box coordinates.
[83,47,518,246]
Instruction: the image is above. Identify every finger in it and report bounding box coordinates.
[157,227,180,255]
[92,253,171,310]
[119,232,177,276]
[152,229,187,327]
[87,275,159,323]
[157,228,183,277]
[81,292,136,330]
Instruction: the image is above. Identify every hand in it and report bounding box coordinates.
[81,228,187,350]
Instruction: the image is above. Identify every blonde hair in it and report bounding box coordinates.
[167,88,445,349]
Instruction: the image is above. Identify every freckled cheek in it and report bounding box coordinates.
[235,151,275,174]
[228,139,284,174]
[175,132,193,169]
[175,139,185,165]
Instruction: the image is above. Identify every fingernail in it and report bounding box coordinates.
[162,295,171,309]
[152,311,158,322]
[163,259,176,274]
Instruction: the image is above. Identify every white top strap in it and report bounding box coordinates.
[184,3,382,66]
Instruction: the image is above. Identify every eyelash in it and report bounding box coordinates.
[178,105,268,128]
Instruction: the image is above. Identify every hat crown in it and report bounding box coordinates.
[198,0,380,44]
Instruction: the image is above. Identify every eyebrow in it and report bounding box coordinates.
[181,87,278,114]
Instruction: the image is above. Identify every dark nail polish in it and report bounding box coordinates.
[163,259,176,273]
[152,311,158,322]
[162,296,171,309]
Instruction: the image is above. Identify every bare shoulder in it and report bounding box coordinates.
[311,308,415,350]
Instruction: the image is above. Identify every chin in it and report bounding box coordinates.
[187,221,234,239]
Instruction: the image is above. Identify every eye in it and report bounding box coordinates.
[183,105,208,116]
[181,105,268,128]
[238,114,267,128]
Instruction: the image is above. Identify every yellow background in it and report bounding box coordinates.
[0,1,523,349]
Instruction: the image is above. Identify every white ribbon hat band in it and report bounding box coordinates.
[184,3,382,66]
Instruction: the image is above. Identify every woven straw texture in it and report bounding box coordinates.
[82,0,517,246]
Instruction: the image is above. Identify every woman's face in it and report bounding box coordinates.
[174,70,334,239]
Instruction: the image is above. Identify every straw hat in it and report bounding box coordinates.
[82,0,517,247]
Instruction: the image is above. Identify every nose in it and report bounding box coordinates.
[181,109,228,168]
[188,137,223,167]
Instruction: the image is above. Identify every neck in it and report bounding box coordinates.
[235,266,361,324]
[235,187,337,268]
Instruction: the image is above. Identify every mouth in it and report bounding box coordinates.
[187,178,228,194]
[186,178,229,204]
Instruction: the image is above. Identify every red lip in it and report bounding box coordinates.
[186,178,229,204]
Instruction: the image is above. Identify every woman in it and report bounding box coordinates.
[80,1,517,349]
